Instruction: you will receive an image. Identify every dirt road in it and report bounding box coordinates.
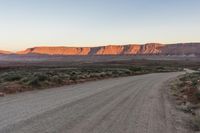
[0,72,191,133]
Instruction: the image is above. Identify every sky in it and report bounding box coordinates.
[0,0,200,51]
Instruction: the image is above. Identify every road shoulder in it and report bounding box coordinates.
[165,76,194,133]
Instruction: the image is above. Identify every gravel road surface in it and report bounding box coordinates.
[0,72,191,133]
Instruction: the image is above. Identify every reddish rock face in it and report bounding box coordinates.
[124,45,141,54]
[96,45,125,55]
[0,50,12,54]
[16,44,164,56]
[140,43,164,54]
[17,47,91,55]
[2,43,200,56]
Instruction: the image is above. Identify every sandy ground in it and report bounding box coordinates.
[0,72,192,133]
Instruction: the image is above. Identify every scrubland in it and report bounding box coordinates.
[0,65,179,94]
[170,72,200,131]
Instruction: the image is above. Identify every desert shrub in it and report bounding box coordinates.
[105,71,112,76]
[20,77,30,83]
[111,70,120,76]
[192,80,198,87]
[190,115,200,131]
[2,72,22,81]
[110,69,131,77]
[70,71,80,76]
[129,67,142,72]
[61,74,70,79]
[70,75,78,81]
[90,73,104,78]
[196,90,200,100]
[34,73,48,81]
[76,73,89,79]
[27,73,48,86]
[99,72,106,77]
[123,69,132,75]
[51,75,63,84]
[180,75,188,81]
[117,70,126,76]
[178,82,187,88]
[156,66,165,70]
[27,77,40,86]
[46,71,56,76]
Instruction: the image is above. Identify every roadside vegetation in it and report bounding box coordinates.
[170,72,200,131]
[0,65,181,94]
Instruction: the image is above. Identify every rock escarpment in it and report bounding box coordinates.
[1,43,200,56]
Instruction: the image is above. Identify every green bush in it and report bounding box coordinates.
[192,80,198,87]
[27,77,40,86]
[26,73,48,86]
[51,75,63,84]
[123,69,132,75]
[20,77,30,83]
[70,75,78,81]
[129,67,142,72]
[191,115,200,131]
[156,66,165,70]
[196,90,200,100]
[2,73,22,81]
[34,73,48,81]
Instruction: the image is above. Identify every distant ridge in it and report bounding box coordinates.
[1,43,200,56]
[0,50,12,54]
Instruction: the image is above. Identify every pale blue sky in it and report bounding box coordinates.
[0,0,200,51]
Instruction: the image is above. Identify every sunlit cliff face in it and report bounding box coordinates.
[96,45,125,55]
[15,43,164,55]
[1,43,200,56]
[16,47,91,55]
[0,50,12,54]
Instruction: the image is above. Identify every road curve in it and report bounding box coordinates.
[0,72,190,133]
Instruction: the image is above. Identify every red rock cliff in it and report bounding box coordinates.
[17,47,91,55]
[3,43,200,56]
[0,50,12,54]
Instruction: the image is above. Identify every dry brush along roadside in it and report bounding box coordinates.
[169,72,200,131]
[0,66,181,96]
